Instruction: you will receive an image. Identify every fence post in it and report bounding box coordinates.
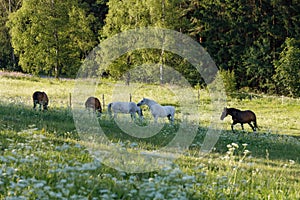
[129,93,132,102]
[102,94,105,109]
[198,89,200,105]
[69,93,72,108]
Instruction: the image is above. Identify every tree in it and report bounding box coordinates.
[7,0,96,78]
[100,0,192,84]
[0,0,22,70]
[186,0,300,90]
[79,0,108,43]
[241,38,274,92]
[273,38,300,97]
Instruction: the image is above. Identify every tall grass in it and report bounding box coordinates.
[0,75,299,199]
[1,75,299,134]
[0,128,299,199]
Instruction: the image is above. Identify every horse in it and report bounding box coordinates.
[107,102,143,120]
[33,91,49,111]
[220,107,258,132]
[85,97,102,116]
[137,98,175,123]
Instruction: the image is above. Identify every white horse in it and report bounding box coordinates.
[137,98,175,123]
[107,102,143,120]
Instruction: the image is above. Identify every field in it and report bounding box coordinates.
[0,73,300,199]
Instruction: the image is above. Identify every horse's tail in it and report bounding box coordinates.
[42,92,49,110]
[252,114,259,130]
[107,103,113,116]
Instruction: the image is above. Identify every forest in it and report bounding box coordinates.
[1,0,300,97]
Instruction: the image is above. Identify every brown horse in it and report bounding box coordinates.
[33,91,49,111]
[220,107,258,132]
[85,97,102,115]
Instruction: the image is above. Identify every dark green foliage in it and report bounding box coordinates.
[0,0,21,71]
[219,69,236,96]
[6,0,97,78]
[274,38,300,97]
[187,0,300,92]
[1,0,300,95]
[242,38,274,93]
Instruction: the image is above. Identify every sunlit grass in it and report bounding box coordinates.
[0,129,299,199]
[0,75,300,199]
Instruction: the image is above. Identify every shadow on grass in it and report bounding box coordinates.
[0,102,77,139]
[1,102,299,163]
[208,129,300,164]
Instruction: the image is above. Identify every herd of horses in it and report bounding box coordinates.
[33,91,258,132]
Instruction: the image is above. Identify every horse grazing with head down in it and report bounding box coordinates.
[33,91,49,111]
[137,98,175,123]
[220,107,258,132]
[85,97,102,116]
[107,102,143,120]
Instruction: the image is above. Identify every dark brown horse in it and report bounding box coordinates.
[33,91,49,111]
[85,97,102,115]
[220,107,258,132]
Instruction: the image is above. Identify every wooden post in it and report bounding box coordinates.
[102,94,105,109]
[129,93,132,102]
[69,93,72,108]
[198,89,200,105]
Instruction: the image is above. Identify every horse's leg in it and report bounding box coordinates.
[138,112,143,120]
[241,123,244,130]
[254,120,258,130]
[131,112,136,121]
[169,114,174,124]
[248,123,255,132]
[231,121,237,131]
[154,115,158,123]
[108,109,112,118]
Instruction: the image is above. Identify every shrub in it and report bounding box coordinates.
[273,38,300,97]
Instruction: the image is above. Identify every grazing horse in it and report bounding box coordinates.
[220,107,258,132]
[107,102,143,120]
[137,98,175,123]
[33,91,48,111]
[85,97,102,115]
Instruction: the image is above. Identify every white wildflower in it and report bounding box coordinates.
[231,143,239,148]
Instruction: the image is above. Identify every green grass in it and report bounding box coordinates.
[0,75,300,199]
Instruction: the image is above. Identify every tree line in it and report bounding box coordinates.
[0,0,300,97]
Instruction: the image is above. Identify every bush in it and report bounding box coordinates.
[219,69,236,97]
[273,38,300,97]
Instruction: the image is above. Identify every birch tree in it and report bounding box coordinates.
[7,0,96,78]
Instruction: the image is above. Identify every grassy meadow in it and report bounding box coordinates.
[0,73,300,199]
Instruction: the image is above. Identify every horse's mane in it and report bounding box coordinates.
[144,98,158,104]
[228,107,241,112]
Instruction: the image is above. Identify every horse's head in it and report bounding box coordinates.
[137,98,146,106]
[220,107,228,120]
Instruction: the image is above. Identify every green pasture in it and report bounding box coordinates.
[0,75,299,199]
